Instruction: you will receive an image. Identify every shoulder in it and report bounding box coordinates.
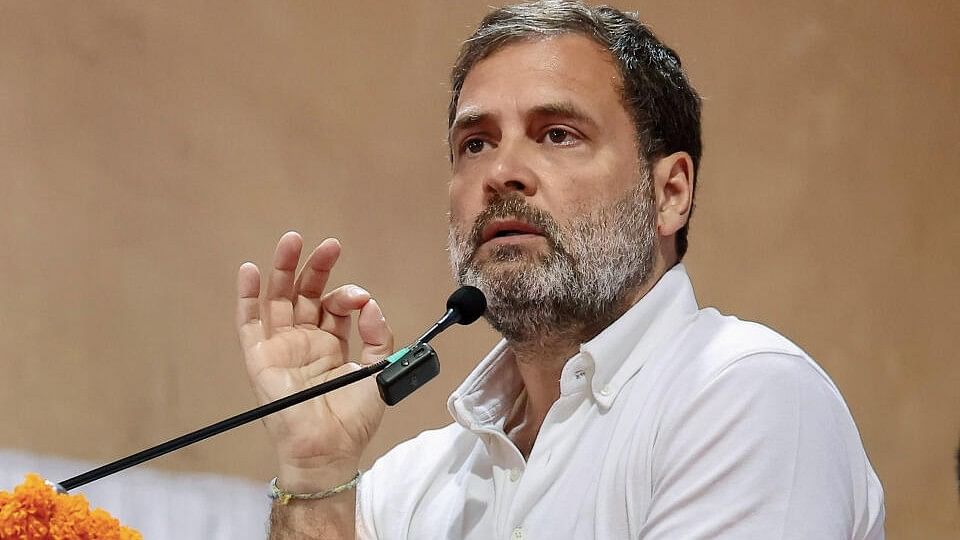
[662,308,842,404]
[685,307,808,362]
[644,308,861,462]
[639,311,885,537]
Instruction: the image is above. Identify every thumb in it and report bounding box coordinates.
[357,299,394,365]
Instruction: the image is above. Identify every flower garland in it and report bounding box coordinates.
[0,474,141,539]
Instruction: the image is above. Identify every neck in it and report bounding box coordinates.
[502,262,672,458]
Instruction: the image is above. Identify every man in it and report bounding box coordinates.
[236,1,885,538]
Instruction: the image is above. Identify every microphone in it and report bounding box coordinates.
[415,285,486,344]
[56,286,486,492]
[378,286,486,405]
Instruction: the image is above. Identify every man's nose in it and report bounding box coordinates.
[482,139,539,199]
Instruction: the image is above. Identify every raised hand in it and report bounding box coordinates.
[236,232,392,490]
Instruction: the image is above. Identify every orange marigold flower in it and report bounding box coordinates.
[0,474,142,539]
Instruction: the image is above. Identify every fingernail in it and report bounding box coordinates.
[369,299,386,321]
[350,285,368,297]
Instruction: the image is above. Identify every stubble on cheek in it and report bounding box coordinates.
[446,217,473,284]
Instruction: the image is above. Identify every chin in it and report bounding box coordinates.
[482,243,548,263]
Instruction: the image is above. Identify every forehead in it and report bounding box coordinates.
[456,34,625,119]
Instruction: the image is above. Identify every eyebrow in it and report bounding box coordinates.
[448,101,600,144]
[528,102,599,131]
[448,109,490,143]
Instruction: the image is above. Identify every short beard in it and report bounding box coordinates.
[447,176,657,345]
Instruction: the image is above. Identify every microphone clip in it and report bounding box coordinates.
[376,343,440,406]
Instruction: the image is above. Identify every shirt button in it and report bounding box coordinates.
[512,527,524,539]
[509,468,521,482]
[600,384,612,396]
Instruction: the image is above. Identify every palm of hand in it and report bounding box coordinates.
[237,233,391,469]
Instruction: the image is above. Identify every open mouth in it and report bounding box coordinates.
[480,219,545,244]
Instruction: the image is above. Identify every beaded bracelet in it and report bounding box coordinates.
[268,470,362,505]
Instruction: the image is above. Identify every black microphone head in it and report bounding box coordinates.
[446,286,486,325]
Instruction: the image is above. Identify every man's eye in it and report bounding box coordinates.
[546,128,573,144]
[464,139,486,154]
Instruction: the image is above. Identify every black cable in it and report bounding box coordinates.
[58,359,390,492]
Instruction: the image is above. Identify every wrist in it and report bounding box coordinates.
[277,460,360,493]
[270,470,360,505]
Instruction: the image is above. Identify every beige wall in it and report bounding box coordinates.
[1,1,957,537]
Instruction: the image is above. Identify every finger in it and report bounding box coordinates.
[263,231,303,336]
[299,297,390,381]
[318,284,372,359]
[321,285,372,319]
[293,238,341,327]
[236,262,264,349]
[357,299,394,366]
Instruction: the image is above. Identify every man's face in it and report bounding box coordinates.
[447,34,657,340]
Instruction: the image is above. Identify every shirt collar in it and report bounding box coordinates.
[582,263,699,408]
[448,263,699,428]
[447,340,520,432]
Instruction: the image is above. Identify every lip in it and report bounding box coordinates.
[484,233,544,247]
[480,219,546,244]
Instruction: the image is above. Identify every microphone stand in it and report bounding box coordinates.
[56,357,393,492]
[55,286,485,492]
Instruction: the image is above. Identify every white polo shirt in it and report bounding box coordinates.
[357,264,885,539]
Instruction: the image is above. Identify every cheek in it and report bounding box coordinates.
[570,154,644,205]
[547,179,606,220]
[448,177,480,226]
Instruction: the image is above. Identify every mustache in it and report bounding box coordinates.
[464,194,565,256]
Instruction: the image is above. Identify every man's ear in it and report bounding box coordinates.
[651,152,694,237]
